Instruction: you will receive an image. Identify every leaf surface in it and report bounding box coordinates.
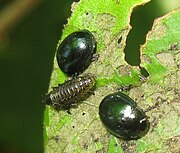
[44,1,180,153]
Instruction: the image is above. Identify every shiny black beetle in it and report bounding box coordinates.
[56,30,97,76]
[99,92,150,140]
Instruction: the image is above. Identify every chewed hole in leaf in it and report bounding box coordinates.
[117,36,122,44]
[124,0,174,66]
[140,66,150,77]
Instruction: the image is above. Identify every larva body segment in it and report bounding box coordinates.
[45,75,96,110]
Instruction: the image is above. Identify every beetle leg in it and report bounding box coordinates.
[89,90,95,95]
[67,109,72,114]
[92,53,99,62]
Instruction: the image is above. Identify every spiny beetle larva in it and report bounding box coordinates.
[44,75,96,112]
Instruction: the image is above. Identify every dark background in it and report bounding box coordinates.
[0,0,178,152]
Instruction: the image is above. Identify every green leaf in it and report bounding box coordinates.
[107,137,124,153]
[140,8,180,83]
[44,0,180,152]
[135,8,180,152]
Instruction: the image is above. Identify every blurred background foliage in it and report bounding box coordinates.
[0,0,179,152]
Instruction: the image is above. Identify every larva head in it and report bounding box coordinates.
[83,75,96,88]
[43,94,52,106]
